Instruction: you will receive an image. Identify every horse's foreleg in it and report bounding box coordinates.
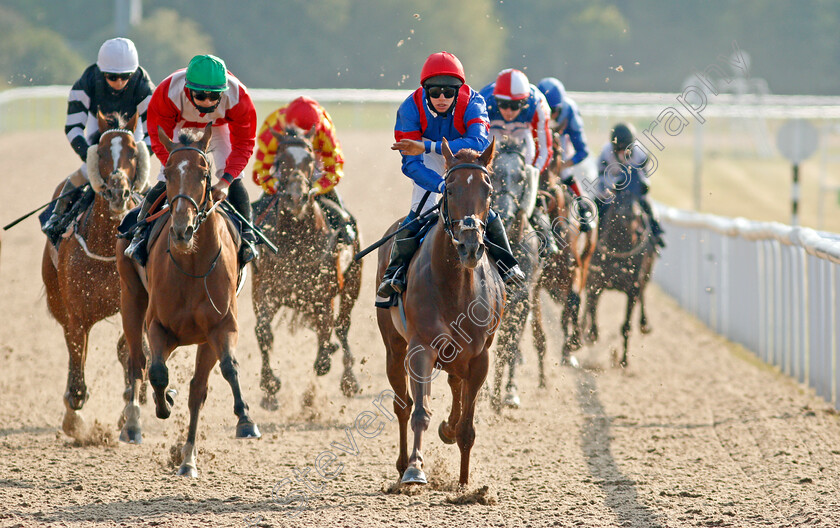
[212,328,260,439]
[584,286,601,344]
[504,301,529,408]
[313,305,338,377]
[178,344,216,477]
[619,291,638,368]
[531,293,548,389]
[639,286,652,334]
[147,320,178,420]
[403,338,435,485]
[253,293,282,409]
[439,373,462,444]
[337,261,362,397]
[457,350,490,486]
[62,318,91,437]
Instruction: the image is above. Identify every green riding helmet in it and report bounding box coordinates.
[185,54,228,92]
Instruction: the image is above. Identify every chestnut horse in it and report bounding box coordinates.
[42,111,150,437]
[251,127,361,409]
[582,187,656,367]
[376,139,504,486]
[531,132,597,379]
[117,124,259,477]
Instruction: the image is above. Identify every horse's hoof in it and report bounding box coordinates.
[561,354,581,369]
[177,464,198,478]
[538,379,547,389]
[260,395,279,411]
[236,422,261,439]
[165,388,177,405]
[566,335,582,352]
[401,467,427,485]
[119,426,142,444]
[640,324,652,335]
[438,421,456,445]
[340,371,361,398]
[503,392,520,409]
[62,410,86,438]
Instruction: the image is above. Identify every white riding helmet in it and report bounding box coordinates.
[97,38,139,74]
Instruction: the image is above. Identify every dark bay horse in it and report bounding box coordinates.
[376,138,505,486]
[42,111,150,437]
[531,132,597,379]
[582,187,656,367]
[116,124,259,477]
[485,132,541,410]
[251,127,361,409]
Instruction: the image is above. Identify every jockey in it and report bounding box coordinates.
[252,96,356,244]
[42,38,155,242]
[376,51,525,300]
[596,123,665,248]
[537,77,595,234]
[479,68,564,255]
[124,54,259,265]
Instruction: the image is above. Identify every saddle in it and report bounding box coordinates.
[39,187,96,247]
[374,215,439,309]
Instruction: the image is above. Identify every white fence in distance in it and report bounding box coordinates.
[655,205,840,407]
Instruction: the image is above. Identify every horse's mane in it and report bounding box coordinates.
[177,129,208,147]
[101,112,128,131]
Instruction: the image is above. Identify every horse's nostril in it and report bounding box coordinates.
[123,189,130,199]
[185,226,194,239]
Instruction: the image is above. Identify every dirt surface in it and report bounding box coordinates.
[1,130,840,528]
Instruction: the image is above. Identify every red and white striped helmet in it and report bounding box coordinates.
[493,68,530,101]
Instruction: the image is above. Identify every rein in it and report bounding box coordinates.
[440,162,490,243]
[166,146,213,232]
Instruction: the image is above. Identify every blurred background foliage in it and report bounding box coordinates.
[0,0,838,94]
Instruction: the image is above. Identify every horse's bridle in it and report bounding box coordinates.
[493,144,529,219]
[440,162,491,244]
[273,135,315,198]
[98,127,143,203]
[166,145,213,232]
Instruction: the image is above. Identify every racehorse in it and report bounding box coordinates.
[485,132,541,410]
[116,124,260,477]
[376,138,504,486]
[251,126,362,409]
[582,186,656,367]
[530,132,597,380]
[41,111,150,437]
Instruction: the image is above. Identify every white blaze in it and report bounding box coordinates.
[110,136,122,169]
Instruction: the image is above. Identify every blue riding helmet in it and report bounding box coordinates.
[537,77,567,111]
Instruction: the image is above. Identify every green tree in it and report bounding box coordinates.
[127,8,214,82]
[0,6,86,86]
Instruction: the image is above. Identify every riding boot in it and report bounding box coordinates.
[42,180,79,243]
[376,227,419,298]
[228,179,259,265]
[125,180,166,264]
[639,197,666,248]
[485,214,526,285]
[529,206,559,257]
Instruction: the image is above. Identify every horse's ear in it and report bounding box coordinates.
[197,122,213,151]
[97,110,108,133]
[269,127,284,141]
[158,126,174,153]
[441,137,454,165]
[305,124,318,139]
[126,112,138,136]
[479,137,496,167]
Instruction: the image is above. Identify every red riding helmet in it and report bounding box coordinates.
[285,96,321,131]
[493,68,530,101]
[420,51,465,86]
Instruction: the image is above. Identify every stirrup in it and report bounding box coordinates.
[500,263,525,285]
[239,240,259,265]
[377,266,406,298]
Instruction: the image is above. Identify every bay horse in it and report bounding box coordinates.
[485,131,541,410]
[251,126,361,410]
[41,111,150,437]
[116,124,260,477]
[376,138,505,486]
[582,187,656,367]
[531,131,597,379]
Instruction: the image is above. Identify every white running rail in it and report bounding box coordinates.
[655,204,840,407]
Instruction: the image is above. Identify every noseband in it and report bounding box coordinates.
[440,163,490,244]
[166,146,213,231]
